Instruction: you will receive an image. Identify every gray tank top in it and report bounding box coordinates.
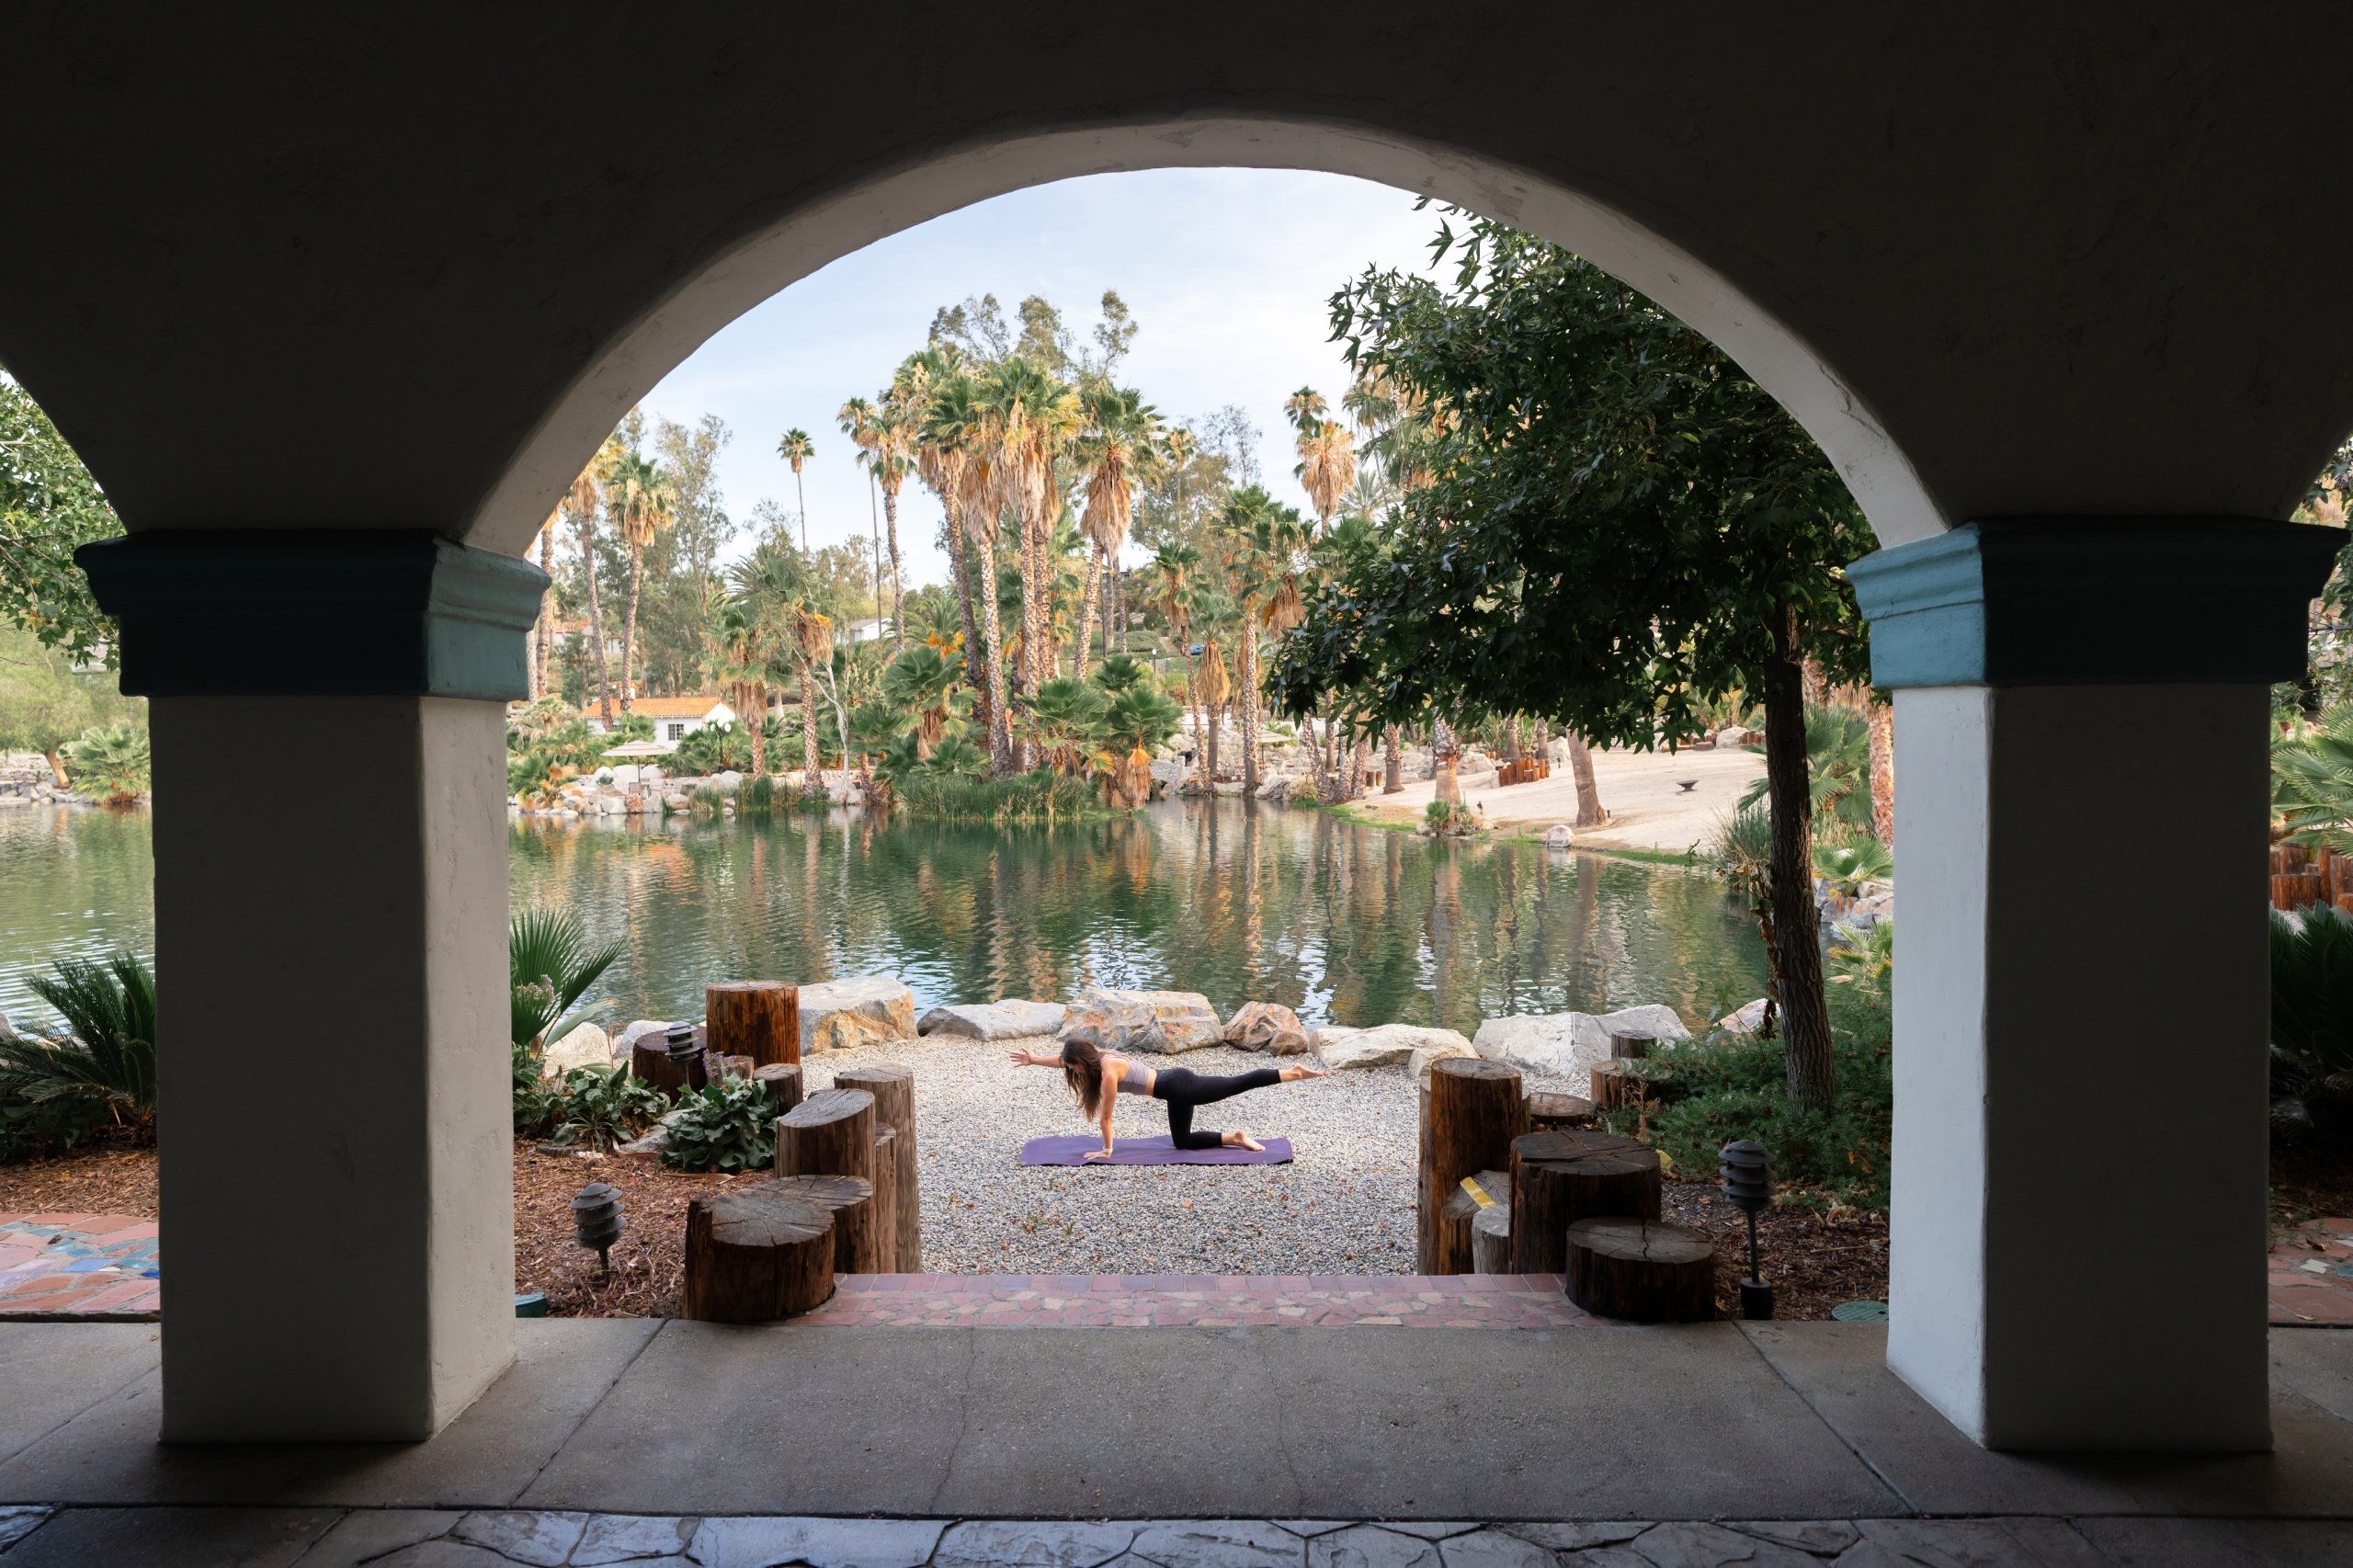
[1117,1058,1153,1096]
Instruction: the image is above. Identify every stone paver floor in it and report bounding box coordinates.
[0,1506,2341,1565]
[798,1271,1597,1327]
[2269,1215,2353,1324]
[0,1213,159,1320]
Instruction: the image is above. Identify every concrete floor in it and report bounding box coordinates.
[0,1320,2347,1563]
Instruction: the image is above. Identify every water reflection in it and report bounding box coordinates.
[1,801,1768,1034]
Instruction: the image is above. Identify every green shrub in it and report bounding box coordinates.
[2271,903,2353,1138]
[744,774,777,814]
[546,1063,671,1152]
[512,1041,567,1138]
[661,1077,783,1174]
[690,783,730,818]
[895,768,1104,822]
[1624,981,1893,1210]
[509,909,621,1051]
[0,951,157,1153]
[61,723,149,805]
[1425,800,1476,836]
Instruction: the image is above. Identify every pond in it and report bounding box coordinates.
[0,801,1769,1037]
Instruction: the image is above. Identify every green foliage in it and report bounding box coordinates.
[894,767,1104,822]
[544,1062,671,1152]
[2274,701,2353,857]
[0,951,157,1153]
[673,721,755,776]
[1738,704,1874,833]
[1424,799,1477,836]
[660,1077,782,1174]
[1705,799,1774,896]
[1095,682,1184,756]
[1090,654,1149,694]
[2270,903,2353,1136]
[1631,981,1893,1209]
[1813,822,1893,893]
[0,376,120,665]
[61,722,148,804]
[506,699,605,801]
[1272,210,1874,745]
[1828,918,1893,992]
[512,1041,568,1138]
[509,908,622,1050]
[0,627,140,767]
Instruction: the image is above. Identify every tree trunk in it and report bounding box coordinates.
[579,514,613,726]
[631,1028,704,1096]
[1434,718,1461,807]
[1205,701,1222,785]
[1563,1218,1717,1323]
[1566,732,1604,827]
[801,665,820,780]
[1507,1130,1662,1274]
[1074,544,1104,680]
[1349,729,1371,801]
[1764,601,1836,1113]
[753,1062,803,1114]
[1471,1204,1512,1275]
[833,1062,919,1271]
[776,1088,887,1272]
[1238,634,1261,793]
[706,982,800,1069]
[946,509,983,711]
[1866,697,1894,845]
[1525,1091,1594,1132]
[1419,1058,1528,1273]
[1383,726,1403,793]
[1112,562,1126,653]
[1436,1168,1509,1278]
[880,480,904,644]
[769,1171,881,1284]
[972,527,1011,773]
[620,541,643,710]
[679,1183,836,1322]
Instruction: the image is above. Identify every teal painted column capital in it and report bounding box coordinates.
[1847,517,2344,689]
[76,529,550,699]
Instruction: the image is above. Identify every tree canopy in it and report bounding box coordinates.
[0,374,120,666]
[1267,212,1877,744]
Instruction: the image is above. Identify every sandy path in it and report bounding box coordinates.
[1344,744,1765,854]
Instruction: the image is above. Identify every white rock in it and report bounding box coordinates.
[1224,1000,1311,1055]
[1316,1022,1465,1072]
[615,1019,675,1056]
[1544,824,1573,848]
[1059,986,1224,1054]
[1716,725,1754,746]
[1716,997,1771,1035]
[918,999,1068,1040]
[801,975,918,1052]
[1409,1036,1480,1086]
[1472,1005,1691,1092]
[712,769,744,790]
[540,1022,610,1076]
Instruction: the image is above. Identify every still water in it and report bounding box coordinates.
[0,802,1768,1035]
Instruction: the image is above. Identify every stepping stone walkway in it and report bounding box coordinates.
[2270,1215,2353,1324]
[797,1272,1597,1328]
[0,1212,159,1319]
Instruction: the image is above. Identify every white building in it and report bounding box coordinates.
[580,694,734,744]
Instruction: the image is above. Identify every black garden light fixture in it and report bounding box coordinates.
[571,1181,624,1281]
[665,1021,708,1092]
[1719,1139,1775,1320]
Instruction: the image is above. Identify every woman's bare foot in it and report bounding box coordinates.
[1279,1063,1327,1083]
[1226,1127,1267,1153]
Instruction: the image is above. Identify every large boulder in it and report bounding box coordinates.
[1313,1022,1470,1073]
[1472,1004,1691,1090]
[1715,997,1771,1035]
[1408,1035,1480,1086]
[541,1021,611,1077]
[1223,1000,1310,1055]
[1058,987,1223,1054]
[918,999,1068,1040]
[800,976,918,1052]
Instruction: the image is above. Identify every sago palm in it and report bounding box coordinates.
[0,951,157,1132]
[2276,701,2353,856]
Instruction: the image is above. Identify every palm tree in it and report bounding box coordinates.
[567,448,616,726]
[1074,384,1157,679]
[720,542,803,778]
[1296,420,1356,531]
[777,427,816,551]
[898,350,985,701]
[792,602,835,778]
[923,371,1013,772]
[533,508,557,699]
[1283,385,1328,435]
[1215,486,1308,795]
[606,451,676,710]
[1147,541,1199,778]
[975,357,1081,712]
[869,395,917,650]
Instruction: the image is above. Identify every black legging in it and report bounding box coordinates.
[1152,1066,1282,1150]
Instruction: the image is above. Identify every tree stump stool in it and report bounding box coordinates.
[1587,1059,1646,1112]
[1420,1058,1527,1273]
[680,1181,837,1322]
[1435,1168,1509,1276]
[760,1172,883,1281]
[1526,1091,1594,1132]
[707,981,800,1068]
[1508,1130,1662,1274]
[867,1126,901,1274]
[1563,1218,1716,1322]
[834,1062,919,1270]
[777,1089,884,1270]
[1608,1031,1653,1060]
[631,1026,704,1096]
[1472,1205,1513,1275]
[753,1062,803,1114]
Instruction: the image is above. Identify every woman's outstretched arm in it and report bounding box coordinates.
[1007,1048,1062,1067]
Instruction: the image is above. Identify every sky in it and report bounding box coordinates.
[637,169,1447,590]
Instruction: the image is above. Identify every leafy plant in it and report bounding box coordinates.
[1813,823,1893,894]
[61,722,149,805]
[2270,903,2353,1137]
[512,1040,567,1138]
[660,1077,782,1174]
[547,1062,671,1152]
[1737,703,1874,833]
[0,951,157,1138]
[1425,799,1477,836]
[2274,701,2353,856]
[509,908,622,1051]
[1705,799,1774,897]
[893,767,1103,822]
[1828,918,1893,991]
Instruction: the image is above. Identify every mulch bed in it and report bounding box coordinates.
[0,1142,157,1218]
[1664,1179,1889,1320]
[2273,1136,2353,1233]
[514,1142,736,1317]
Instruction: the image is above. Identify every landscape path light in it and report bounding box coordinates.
[571,1180,624,1282]
[665,1021,708,1092]
[1719,1139,1775,1320]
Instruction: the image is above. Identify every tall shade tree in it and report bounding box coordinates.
[0,376,120,666]
[837,397,886,635]
[568,445,618,726]
[1074,384,1158,678]
[777,427,816,551]
[606,451,677,710]
[720,539,811,778]
[976,356,1082,713]
[1275,211,1876,1114]
[1214,485,1308,795]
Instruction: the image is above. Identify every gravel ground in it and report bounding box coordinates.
[798,1034,1588,1278]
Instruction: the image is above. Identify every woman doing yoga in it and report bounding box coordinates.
[1011,1038,1324,1160]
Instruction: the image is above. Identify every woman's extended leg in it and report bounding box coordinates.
[1155,1065,1320,1150]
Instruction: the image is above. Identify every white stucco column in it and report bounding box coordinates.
[79,532,545,1440]
[1851,518,2342,1451]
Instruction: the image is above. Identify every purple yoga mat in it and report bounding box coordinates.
[1020,1133,1294,1166]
